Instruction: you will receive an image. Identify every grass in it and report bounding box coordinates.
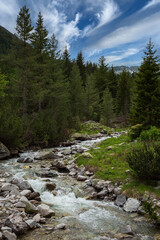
[76,132,160,197]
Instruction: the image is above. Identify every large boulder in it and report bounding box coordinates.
[36,170,58,178]
[20,196,38,214]
[51,160,70,173]
[0,142,10,160]
[115,194,126,207]
[123,198,141,212]
[34,151,55,160]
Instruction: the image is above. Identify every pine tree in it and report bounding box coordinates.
[116,69,130,119]
[62,47,72,82]
[102,88,114,126]
[95,56,108,102]
[76,51,86,87]
[85,74,99,120]
[31,12,49,111]
[108,66,117,99]
[15,5,33,120]
[131,39,160,127]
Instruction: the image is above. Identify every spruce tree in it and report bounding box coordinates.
[76,51,86,87]
[15,5,33,121]
[131,39,160,126]
[102,88,114,126]
[62,47,72,82]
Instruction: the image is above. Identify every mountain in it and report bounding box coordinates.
[113,65,139,74]
[0,25,15,55]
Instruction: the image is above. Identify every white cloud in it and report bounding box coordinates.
[105,48,139,63]
[88,12,160,53]
[0,0,19,32]
[142,0,160,10]
[96,0,120,28]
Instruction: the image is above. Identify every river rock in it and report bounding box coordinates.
[97,189,108,198]
[123,198,141,212]
[46,182,56,191]
[18,180,32,191]
[51,160,70,173]
[71,133,90,141]
[14,202,26,208]
[34,151,55,160]
[62,149,72,155]
[114,233,133,239]
[0,142,10,160]
[21,196,38,213]
[121,225,134,235]
[36,170,58,178]
[114,187,122,196]
[27,192,40,201]
[3,231,17,240]
[5,215,29,235]
[0,232,2,240]
[17,158,33,163]
[25,219,36,229]
[77,175,87,181]
[55,223,66,230]
[115,194,127,207]
[1,183,19,192]
[33,214,41,223]
[38,204,55,217]
[20,190,31,196]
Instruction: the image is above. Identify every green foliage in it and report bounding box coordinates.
[126,142,160,181]
[128,124,143,140]
[101,88,114,126]
[131,39,160,127]
[143,201,160,224]
[0,70,8,97]
[138,126,160,142]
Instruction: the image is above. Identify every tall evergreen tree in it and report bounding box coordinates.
[131,39,160,126]
[116,69,130,119]
[108,66,117,99]
[102,88,114,126]
[62,47,72,82]
[76,51,86,87]
[15,5,33,121]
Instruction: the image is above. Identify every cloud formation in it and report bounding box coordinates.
[105,48,139,63]
[142,0,160,10]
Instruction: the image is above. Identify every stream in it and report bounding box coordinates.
[0,135,159,240]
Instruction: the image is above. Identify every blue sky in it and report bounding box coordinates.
[0,0,160,66]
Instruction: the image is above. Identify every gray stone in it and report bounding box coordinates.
[1,227,12,232]
[36,170,58,178]
[1,183,19,192]
[0,232,2,240]
[25,219,36,229]
[21,196,38,213]
[38,204,55,217]
[18,181,32,190]
[115,194,127,207]
[34,151,55,160]
[0,142,10,160]
[51,160,69,173]
[14,202,26,208]
[80,152,93,158]
[20,190,31,196]
[123,198,141,212]
[114,187,122,196]
[121,225,134,235]
[97,189,108,198]
[55,223,66,230]
[62,149,72,155]
[3,231,17,240]
[77,175,87,181]
[33,214,41,223]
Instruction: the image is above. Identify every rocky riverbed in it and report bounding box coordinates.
[0,133,160,240]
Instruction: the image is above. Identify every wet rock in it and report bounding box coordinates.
[5,217,28,235]
[33,214,41,223]
[46,182,56,191]
[10,150,19,158]
[21,196,38,214]
[18,180,32,191]
[94,180,110,190]
[36,170,58,178]
[69,170,77,177]
[71,133,90,141]
[34,151,55,160]
[55,223,66,230]
[85,171,94,176]
[114,187,122,196]
[51,160,70,173]
[1,183,19,192]
[108,184,115,193]
[14,202,26,208]
[27,192,40,201]
[62,149,72,155]
[38,204,55,217]
[97,189,108,199]
[121,225,134,235]
[25,219,36,229]
[0,142,10,160]
[114,233,133,239]
[123,198,141,212]
[3,231,17,240]
[77,175,87,181]
[115,194,127,207]
[20,190,31,196]
[17,158,33,163]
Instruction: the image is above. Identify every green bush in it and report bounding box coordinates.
[126,142,160,181]
[138,126,160,142]
[128,124,143,140]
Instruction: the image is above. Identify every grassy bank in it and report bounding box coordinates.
[75,127,160,198]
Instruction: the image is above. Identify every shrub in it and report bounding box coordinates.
[126,142,160,181]
[128,124,143,140]
[138,126,160,142]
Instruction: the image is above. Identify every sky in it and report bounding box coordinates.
[0,0,160,66]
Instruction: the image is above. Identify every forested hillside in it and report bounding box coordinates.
[0,6,160,149]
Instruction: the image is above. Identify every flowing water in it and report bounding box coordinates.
[0,135,159,240]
